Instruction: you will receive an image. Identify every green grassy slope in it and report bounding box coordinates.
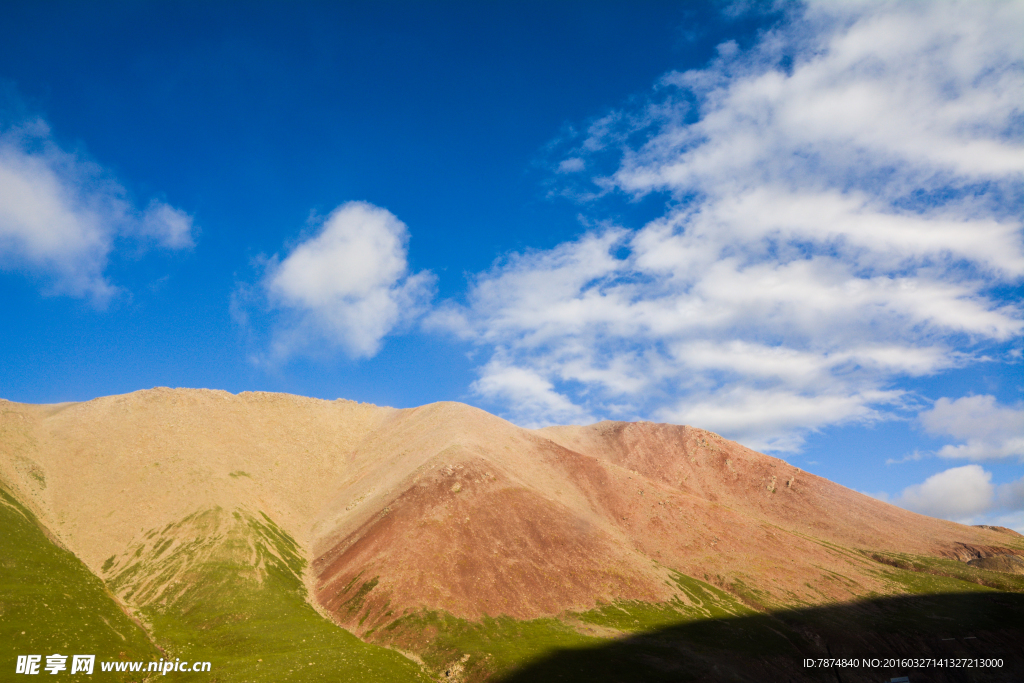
[4,480,1023,683]
[0,486,162,681]
[323,540,1024,683]
[485,550,1024,683]
[360,567,780,682]
[107,508,431,683]
[375,609,601,680]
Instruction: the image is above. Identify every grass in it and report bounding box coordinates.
[864,550,1024,595]
[377,609,601,681]
[107,507,432,683]
[369,568,785,681]
[571,569,758,633]
[0,485,161,681]
[568,570,796,665]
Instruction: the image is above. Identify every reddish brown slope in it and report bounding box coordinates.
[539,421,1004,558]
[311,403,674,624]
[311,408,1023,631]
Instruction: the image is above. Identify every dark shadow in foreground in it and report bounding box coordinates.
[495,592,1024,683]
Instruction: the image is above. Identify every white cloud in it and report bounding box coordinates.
[998,476,1024,511]
[471,358,594,428]
[659,387,901,453]
[556,157,585,174]
[264,201,434,359]
[895,464,994,521]
[894,464,1024,527]
[141,200,195,250]
[0,118,195,303]
[920,395,1024,461]
[434,2,1023,444]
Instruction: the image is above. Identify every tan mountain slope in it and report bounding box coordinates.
[0,388,394,570]
[1,388,1020,637]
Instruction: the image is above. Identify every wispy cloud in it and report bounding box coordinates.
[432,2,1023,445]
[472,357,595,428]
[885,451,924,467]
[257,201,434,360]
[0,117,195,304]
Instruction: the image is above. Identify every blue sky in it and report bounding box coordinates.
[1,1,1022,530]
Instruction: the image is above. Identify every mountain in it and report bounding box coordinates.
[2,388,1022,682]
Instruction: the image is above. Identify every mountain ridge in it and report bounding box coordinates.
[2,387,1022,682]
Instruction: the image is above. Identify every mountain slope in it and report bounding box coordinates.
[2,388,1022,682]
[309,403,1023,629]
[105,506,432,682]
[0,485,161,681]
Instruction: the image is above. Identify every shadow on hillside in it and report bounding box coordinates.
[495,592,1024,683]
